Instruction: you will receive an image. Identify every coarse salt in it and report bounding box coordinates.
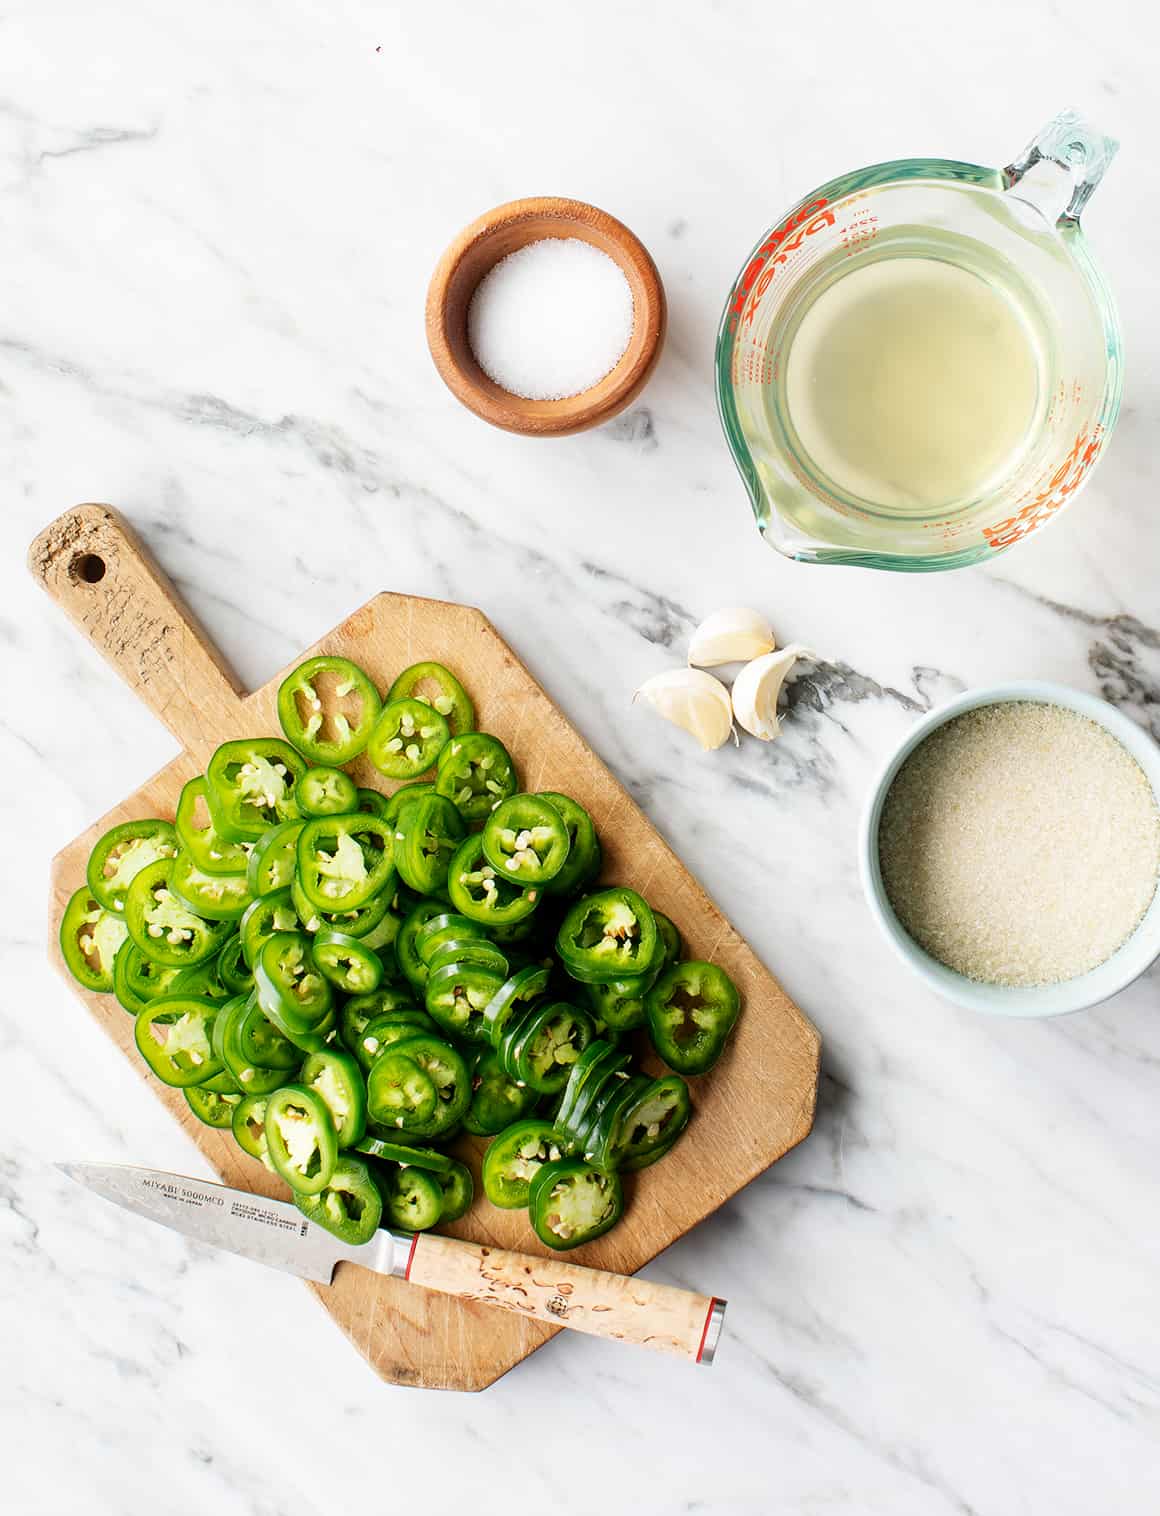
[467,238,634,401]
[878,701,1160,987]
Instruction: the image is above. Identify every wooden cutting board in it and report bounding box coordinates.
[32,503,821,1391]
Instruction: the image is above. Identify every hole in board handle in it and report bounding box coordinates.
[69,552,107,584]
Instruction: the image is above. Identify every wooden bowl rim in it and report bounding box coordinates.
[425,196,666,437]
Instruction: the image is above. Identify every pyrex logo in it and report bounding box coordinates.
[982,427,1103,549]
[728,199,834,332]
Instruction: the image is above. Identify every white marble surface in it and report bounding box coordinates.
[3,2,1159,1511]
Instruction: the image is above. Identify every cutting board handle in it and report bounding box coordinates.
[406,1231,726,1364]
[29,504,245,760]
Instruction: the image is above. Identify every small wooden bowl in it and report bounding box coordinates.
[425,196,666,437]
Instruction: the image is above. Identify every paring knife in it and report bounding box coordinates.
[60,1162,726,1365]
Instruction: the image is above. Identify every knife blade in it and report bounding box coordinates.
[58,1161,406,1282]
[60,1161,726,1364]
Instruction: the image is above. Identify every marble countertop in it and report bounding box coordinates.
[4,3,1159,1512]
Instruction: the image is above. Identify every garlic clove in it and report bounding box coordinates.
[633,668,735,751]
[687,607,776,668]
[731,644,816,741]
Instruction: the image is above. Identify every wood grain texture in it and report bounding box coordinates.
[35,504,821,1391]
[29,504,245,758]
[408,1232,719,1361]
[425,196,666,437]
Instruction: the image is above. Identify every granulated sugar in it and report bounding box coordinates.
[878,701,1160,986]
[467,238,634,400]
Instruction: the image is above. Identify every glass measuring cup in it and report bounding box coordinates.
[715,112,1122,572]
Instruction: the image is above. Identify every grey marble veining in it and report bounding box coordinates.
[3,3,1160,1513]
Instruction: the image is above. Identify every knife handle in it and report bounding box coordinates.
[403,1232,725,1365]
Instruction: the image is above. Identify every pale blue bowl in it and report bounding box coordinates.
[859,681,1160,1016]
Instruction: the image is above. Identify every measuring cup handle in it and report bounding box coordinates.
[1003,110,1118,225]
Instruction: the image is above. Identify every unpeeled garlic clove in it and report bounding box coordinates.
[731,644,816,741]
[633,668,734,751]
[687,607,776,668]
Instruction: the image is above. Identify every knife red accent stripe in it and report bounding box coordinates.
[404,1233,419,1280]
[696,1298,721,1363]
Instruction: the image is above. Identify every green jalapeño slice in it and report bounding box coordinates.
[205,739,306,842]
[277,655,382,765]
[482,794,571,886]
[367,699,450,780]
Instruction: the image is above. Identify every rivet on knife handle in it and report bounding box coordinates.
[401,1231,726,1364]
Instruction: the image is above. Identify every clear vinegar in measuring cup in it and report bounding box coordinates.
[718,116,1124,570]
[767,228,1055,520]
